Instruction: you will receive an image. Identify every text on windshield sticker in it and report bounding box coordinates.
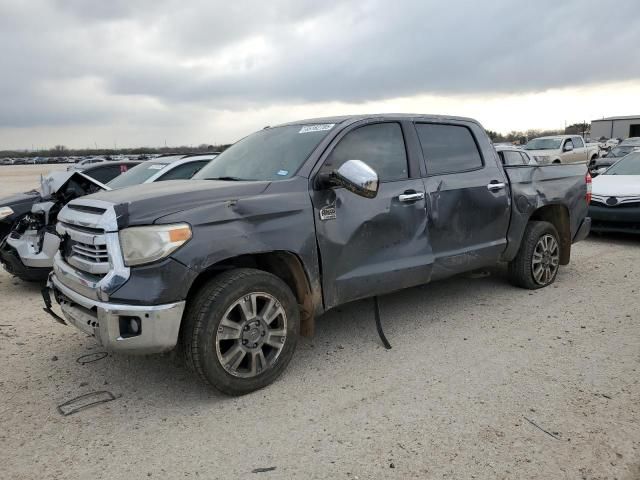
[299,124,335,134]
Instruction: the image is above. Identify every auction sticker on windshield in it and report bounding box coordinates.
[299,124,335,133]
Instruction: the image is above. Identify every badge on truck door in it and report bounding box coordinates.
[319,204,336,221]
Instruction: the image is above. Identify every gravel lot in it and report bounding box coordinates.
[1,165,639,479]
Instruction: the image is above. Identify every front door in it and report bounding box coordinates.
[415,122,511,279]
[311,122,431,309]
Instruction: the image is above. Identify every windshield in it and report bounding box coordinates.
[524,138,562,150]
[194,124,335,181]
[107,162,169,188]
[607,146,635,158]
[619,137,640,147]
[605,152,640,175]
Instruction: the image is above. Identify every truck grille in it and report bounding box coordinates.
[54,199,130,302]
[71,242,109,262]
[63,232,110,276]
[56,201,115,277]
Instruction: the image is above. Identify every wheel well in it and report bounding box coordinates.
[552,159,561,164]
[529,205,571,264]
[186,251,316,337]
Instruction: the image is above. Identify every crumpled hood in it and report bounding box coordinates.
[80,179,271,226]
[40,171,109,198]
[592,175,640,197]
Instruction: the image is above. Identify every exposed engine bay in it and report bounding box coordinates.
[1,172,108,280]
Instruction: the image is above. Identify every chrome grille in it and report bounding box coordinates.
[53,199,130,302]
[65,233,110,275]
[71,242,109,263]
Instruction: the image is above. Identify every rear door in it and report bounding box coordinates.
[311,121,431,308]
[415,121,511,279]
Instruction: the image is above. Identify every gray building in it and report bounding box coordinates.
[591,115,640,140]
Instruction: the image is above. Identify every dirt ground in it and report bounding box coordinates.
[0,165,639,479]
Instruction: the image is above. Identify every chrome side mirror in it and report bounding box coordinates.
[322,159,379,198]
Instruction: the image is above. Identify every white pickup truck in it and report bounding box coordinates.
[524,135,600,165]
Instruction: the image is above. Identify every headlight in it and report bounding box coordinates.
[0,206,14,220]
[119,223,192,266]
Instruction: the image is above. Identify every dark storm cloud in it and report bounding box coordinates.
[1,0,639,128]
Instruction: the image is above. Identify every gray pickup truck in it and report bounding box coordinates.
[44,114,591,395]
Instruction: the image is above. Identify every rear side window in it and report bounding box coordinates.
[323,123,408,182]
[157,161,209,181]
[500,150,525,166]
[416,124,483,175]
[85,165,121,183]
[572,137,584,148]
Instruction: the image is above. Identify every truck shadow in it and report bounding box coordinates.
[53,264,521,409]
[586,231,640,246]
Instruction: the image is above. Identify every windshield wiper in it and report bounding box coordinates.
[205,176,247,181]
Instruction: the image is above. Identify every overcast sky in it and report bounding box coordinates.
[1,0,639,149]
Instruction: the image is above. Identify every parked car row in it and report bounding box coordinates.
[0,153,167,166]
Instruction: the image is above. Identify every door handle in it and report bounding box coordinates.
[487,182,506,191]
[398,191,425,202]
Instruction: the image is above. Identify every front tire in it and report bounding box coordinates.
[181,268,299,395]
[508,221,560,289]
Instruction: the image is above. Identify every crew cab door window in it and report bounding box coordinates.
[415,124,483,175]
[321,123,408,181]
[572,137,584,148]
[563,139,574,151]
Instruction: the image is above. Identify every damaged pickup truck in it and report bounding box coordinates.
[44,114,591,395]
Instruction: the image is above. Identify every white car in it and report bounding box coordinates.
[106,153,217,189]
[67,157,108,171]
[524,135,600,165]
[589,151,640,234]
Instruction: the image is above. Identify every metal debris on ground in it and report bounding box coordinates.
[251,467,277,473]
[57,391,117,416]
[523,416,560,440]
[76,352,108,365]
[374,296,392,350]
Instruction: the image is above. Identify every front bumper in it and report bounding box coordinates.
[46,273,185,354]
[589,203,640,234]
[0,240,50,281]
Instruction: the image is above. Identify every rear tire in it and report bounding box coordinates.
[181,268,299,395]
[508,221,560,289]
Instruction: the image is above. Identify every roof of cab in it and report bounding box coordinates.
[274,113,481,128]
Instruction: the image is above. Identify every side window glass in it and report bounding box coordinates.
[503,151,524,166]
[87,166,117,183]
[323,123,408,182]
[564,139,574,150]
[573,137,584,148]
[158,161,208,181]
[416,123,483,175]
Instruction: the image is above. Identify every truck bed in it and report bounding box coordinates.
[501,162,589,261]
